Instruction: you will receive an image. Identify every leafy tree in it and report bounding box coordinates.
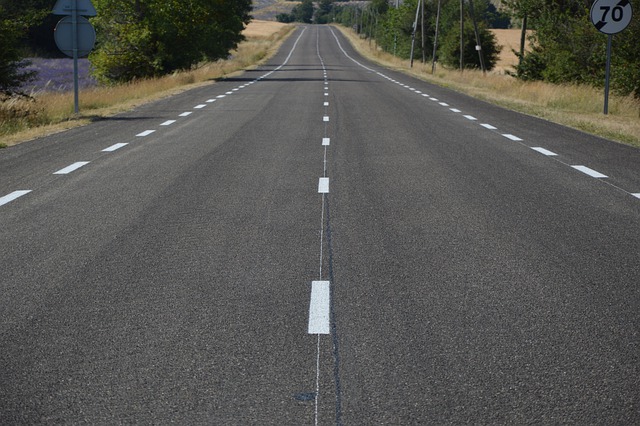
[507,0,640,97]
[439,18,501,70]
[294,0,314,24]
[89,0,252,83]
[0,3,44,95]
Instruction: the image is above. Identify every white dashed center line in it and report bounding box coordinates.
[633,193,640,199]
[323,116,330,122]
[102,143,128,152]
[179,112,193,117]
[571,165,608,178]
[160,120,176,126]
[318,178,330,193]
[480,123,497,130]
[0,190,32,207]
[54,161,90,175]
[322,138,330,146]
[308,281,331,334]
[194,104,207,109]
[136,130,156,137]
[463,115,477,121]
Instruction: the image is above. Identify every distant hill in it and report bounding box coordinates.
[252,0,298,21]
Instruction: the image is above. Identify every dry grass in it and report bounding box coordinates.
[491,29,532,73]
[335,25,640,148]
[0,20,293,147]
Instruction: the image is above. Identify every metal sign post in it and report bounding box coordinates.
[53,0,97,115]
[590,0,633,114]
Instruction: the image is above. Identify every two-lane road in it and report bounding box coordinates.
[1,26,639,424]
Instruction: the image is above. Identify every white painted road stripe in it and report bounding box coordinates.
[633,193,640,199]
[136,130,156,137]
[531,147,558,156]
[318,178,330,193]
[463,115,477,121]
[480,123,497,130]
[324,102,329,106]
[450,108,461,113]
[102,143,128,152]
[54,161,90,175]
[216,95,226,99]
[179,112,192,117]
[571,165,608,178]
[439,102,449,107]
[160,120,176,126]
[206,99,216,103]
[323,116,330,122]
[308,281,330,334]
[194,104,207,109]
[0,190,32,207]
[322,138,330,146]
[502,134,523,141]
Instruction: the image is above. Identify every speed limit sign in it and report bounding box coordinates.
[590,0,633,34]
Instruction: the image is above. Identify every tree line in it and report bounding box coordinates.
[279,0,639,98]
[0,0,252,96]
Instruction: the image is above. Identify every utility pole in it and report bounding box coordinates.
[421,0,426,63]
[467,0,486,73]
[432,0,442,73]
[460,0,464,71]
[409,0,421,67]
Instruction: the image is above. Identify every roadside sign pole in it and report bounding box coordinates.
[590,0,633,115]
[72,0,79,114]
[604,34,612,115]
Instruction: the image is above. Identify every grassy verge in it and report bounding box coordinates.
[0,21,294,148]
[334,25,640,148]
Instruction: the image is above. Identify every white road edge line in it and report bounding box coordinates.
[102,143,128,152]
[531,147,558,156]
[0,190,32,207]
[318,178,330,193]
[53,161,90,175]
[308,281,331,334]
[571,165,608,178]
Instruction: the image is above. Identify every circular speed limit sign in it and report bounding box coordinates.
[591,0,633,34]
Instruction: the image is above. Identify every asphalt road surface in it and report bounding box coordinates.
[1,26,639,425]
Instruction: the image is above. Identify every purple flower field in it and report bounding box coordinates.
[20,58,98,94]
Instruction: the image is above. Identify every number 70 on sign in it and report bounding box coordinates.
[590,0,633,34]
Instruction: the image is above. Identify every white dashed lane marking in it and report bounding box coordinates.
[53,162,90,175]
[633,194,640,199]
[102,143,128,152]
[136,130,155,137]
[480,123,497,130]
[0,190,32,207]
[179,112,193,117]
[502,134,523,141]
[318,178,329,194]
[463,115,477,121]
[531,147,558,156]
[323,116,330,122]
[322,138,330,146]
[160,120,176,126]
[194,104,207,109]
[571,165,608,178]
[308,281,331,334]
